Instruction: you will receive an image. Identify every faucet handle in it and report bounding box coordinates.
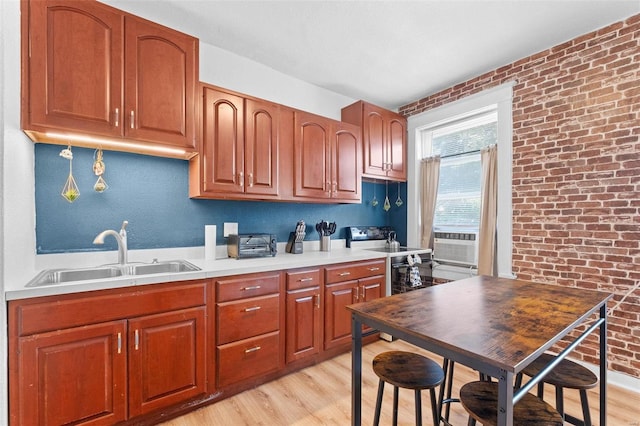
[121,220,129,231]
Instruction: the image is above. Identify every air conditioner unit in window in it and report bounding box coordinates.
[433,231,478,266]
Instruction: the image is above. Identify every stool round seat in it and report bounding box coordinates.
[460,381,563,426]
[522,353,598,389]
[520,353,597,426]
[372,351,444,426]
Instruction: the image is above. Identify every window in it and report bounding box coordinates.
[422,111,497,231]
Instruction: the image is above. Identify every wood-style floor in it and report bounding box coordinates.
[160,339,640,425]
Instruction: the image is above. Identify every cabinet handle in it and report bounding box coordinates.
[245,346,261,354]
[243,285,261,291]
[299,277,314,282]
[130,110,135,129]
[248,173,254,187]
[134,329,139,351]
[114,108,119,127]
[355,286,360,302]
[244,306,261,312]
[315,293,320,308]
[325,181,331,193]
[362,285,366,300]
[338,272,351,277]
[239,171,244,187]
[332,182,337,193]
[117,332,122,354]
[368,267,380,272]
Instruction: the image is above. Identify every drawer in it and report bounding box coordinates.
[325,260,386,284]
[217,331,280,387]
[216,272,281,302]
[216,294,280,344]
[286,268,321,291]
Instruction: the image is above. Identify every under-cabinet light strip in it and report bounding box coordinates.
[44,132,188,156]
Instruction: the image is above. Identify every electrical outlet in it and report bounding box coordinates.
[223,222,238,237]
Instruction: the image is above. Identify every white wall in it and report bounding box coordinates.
[0,0,357,420]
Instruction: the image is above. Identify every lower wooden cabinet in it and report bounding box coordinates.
[215,271,284,388]
[8,281,207,425]
[324,260,385,350]
[285,268,322,363]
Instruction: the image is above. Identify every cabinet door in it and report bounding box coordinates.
[27,0,123,137]
[294,112,331,199]
[245,99,279,196]
[124,16,197,149]
[286,287,321,363]
[386,114,407,180]
[324,281,357,350]
[17,321,127,426]
[362,105,387,177]
[332,124,361,201]
[358,275,384,334]
[128,307,206,417]
[201,87,245,194]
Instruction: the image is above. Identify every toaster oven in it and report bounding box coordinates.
[227,234,277,258]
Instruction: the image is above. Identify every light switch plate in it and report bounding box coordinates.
[223,222,238,237]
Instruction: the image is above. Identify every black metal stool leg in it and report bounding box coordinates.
[555,385,565,421]
[373,379,384,426]
[580,389,592,426]
[393,386,399,426]
[414,389,422,426]
[429,388,439,426]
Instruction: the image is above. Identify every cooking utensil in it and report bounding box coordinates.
[383,181,391,211]
[386,231,400,251]
[395,182,403,207]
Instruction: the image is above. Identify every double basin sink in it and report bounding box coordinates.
[27,260,201,287]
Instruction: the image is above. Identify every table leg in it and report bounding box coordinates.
[599,304,607,426]
[352,314,363,426]
[496,370,514,426]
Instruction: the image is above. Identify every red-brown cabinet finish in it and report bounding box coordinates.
[285,268,322,363]
[195,86,280,198]
[17,320,128,425]
[323,259,385,350]
[22,0,198,156]
[294,111,361,202]
[128,307,206,417]
[341,100,407,181]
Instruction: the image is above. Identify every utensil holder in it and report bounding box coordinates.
[320,236,331,252]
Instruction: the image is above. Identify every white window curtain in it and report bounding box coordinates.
[420,156,440,248]
[477,144,497,275]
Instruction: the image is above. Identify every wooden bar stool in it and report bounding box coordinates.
[460,381,563,426]
[372,351,444,426]
[519,353,598,426]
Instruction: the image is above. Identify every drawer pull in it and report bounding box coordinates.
[244,306,261,312]
[117,332,122,354]
[245,346,261,354]
[299,277,314,282]
[368,267,380,271]
[243,285,261,291]
[338,272,351,277]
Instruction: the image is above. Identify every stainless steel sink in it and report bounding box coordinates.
[26,260,200,287]
[26,266,123,287]
[125,260,201,275]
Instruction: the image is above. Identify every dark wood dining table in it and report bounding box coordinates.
[347,275,612,426]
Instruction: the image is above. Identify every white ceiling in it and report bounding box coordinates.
[104,0,639,110]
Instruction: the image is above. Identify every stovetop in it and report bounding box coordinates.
[365,246,423,253]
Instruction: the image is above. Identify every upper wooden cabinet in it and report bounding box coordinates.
[22,0,199,158]
[341,100,407,181]
[190,85,280,198]
[294,111,362,202]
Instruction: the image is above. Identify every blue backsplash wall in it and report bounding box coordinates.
[35,145,408,254]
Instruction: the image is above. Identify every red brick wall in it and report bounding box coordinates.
[400,15,640,379]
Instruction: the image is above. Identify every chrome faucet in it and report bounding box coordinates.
[93,220,129,265]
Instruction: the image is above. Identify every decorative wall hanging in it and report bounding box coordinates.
[60,145,79,203]
[93,148,108,192]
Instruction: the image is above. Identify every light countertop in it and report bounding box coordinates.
[6,240,388,300]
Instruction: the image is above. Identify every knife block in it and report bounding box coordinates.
[286,232,303,254]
